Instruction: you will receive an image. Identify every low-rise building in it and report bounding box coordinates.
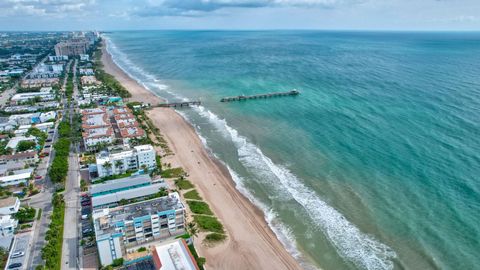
[81,108,114,150]
[93,193,186,266]
[0,151,38,167]
[80,54,90,61]
[0,171,32,187]
[10,91,55,104]
[152,239,199,270]
[6,136,37,152]
[90,175,152,197]
[96,145,156,178]
[0,215,18,237]
[80,76,100,86]
[0,197,20,215]
[20,78,59,88]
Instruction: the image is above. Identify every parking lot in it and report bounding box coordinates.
[5,233,31,269]
[81,193,99,269]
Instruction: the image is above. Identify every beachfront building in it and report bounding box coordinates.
[112,107,146,143]
[80,75,101,86]
[89,175,167,209]
[152,239,199,270]
[96,145,156,178]
[93,193,186,266]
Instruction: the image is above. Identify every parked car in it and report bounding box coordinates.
[8,263,22,269]
[35,175,42,180]
[81,214,89,220]
[10,251,24,258]
[81,209,91,215]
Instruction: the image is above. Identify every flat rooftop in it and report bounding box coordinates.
[92,182,168,208]
[93,193,184,237]
[90,174,152,195]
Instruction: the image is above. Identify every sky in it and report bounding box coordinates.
[0,0,479,31]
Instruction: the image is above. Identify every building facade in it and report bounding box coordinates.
[96,145,156,178]
[93,193,186,266]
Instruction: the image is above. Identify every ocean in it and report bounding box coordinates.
[105,31,480,270]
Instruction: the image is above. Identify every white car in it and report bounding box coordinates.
[10,251,24,259]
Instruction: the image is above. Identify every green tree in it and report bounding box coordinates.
[187,222,199,244]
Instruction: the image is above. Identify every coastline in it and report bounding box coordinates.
[101,41,304,270]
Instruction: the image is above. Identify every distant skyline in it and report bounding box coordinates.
[0,0,479,31]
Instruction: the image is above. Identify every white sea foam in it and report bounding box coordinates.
[105,36,396,270]
[194,105,397,270]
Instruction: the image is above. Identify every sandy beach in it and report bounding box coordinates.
[101,42,303,270]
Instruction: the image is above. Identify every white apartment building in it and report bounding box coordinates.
[0,197,20,216]
[0,215,18,237]
[93,192,185,266]
[96,145,156,178]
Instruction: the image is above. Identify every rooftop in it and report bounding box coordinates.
[82,127,113,139]
[152,239,199,270]
[119,127,145,138]
[93,193,184,237]
[90,174,152,195]
[92,182,168,208]
[0,197,18,208]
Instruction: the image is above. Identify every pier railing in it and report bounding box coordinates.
[154,101,201,108]
[220,90,300,102]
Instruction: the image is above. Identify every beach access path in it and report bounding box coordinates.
[101,41,303,270]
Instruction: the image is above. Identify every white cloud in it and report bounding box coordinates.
[0,0,95,17]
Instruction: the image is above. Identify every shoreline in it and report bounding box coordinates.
[101,41,304,270]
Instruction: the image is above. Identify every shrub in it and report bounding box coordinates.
[161,167,185,178]
[174,178,194,190]
[204,233,227,243]
[16,140,36,152]
[193,215,224,234]
[15,207,36,223]
[187,201,213,215]
[184,189,202,200]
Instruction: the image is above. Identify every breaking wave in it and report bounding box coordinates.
[105,35,397,270]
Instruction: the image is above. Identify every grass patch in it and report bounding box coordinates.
[193,215,224,234]
[175,178,194,190]
[204,233,227,243]
[37,208,42,220]
[188,244,206,270]
[187,201,213,215]
[161,167,185,178]
[184,189,202,200]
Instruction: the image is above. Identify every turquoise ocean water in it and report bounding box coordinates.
[105,31,480,270]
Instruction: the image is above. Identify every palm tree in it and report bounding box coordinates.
[114,160,124,173]
[103,161,112,176]
[186,222,198,244]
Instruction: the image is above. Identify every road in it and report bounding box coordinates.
[25,59,73,270]
[61,59,81,270]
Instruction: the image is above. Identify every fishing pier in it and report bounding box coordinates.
[155,101,201,108]
[220,90,300,102]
